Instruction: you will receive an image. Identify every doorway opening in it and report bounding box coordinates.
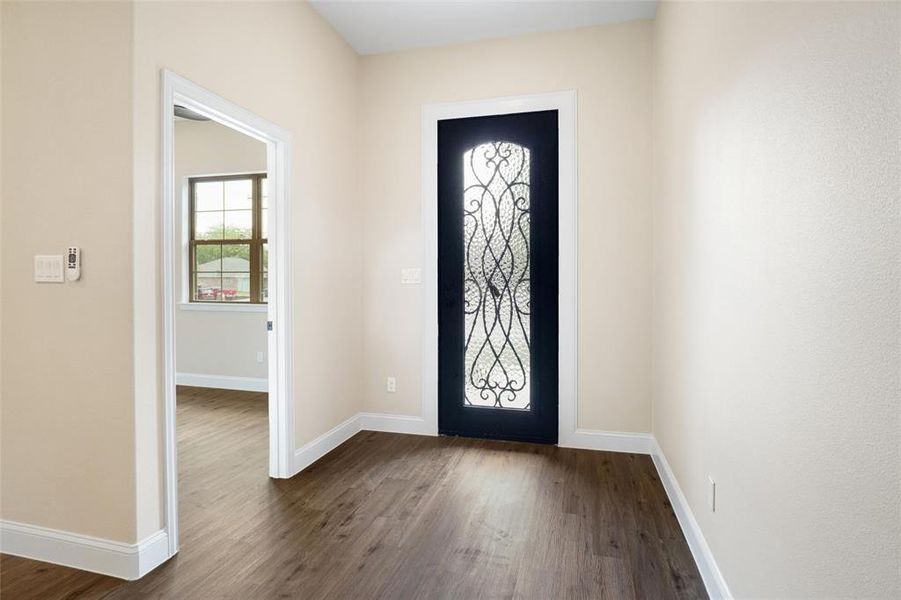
[161,70,294,558]
[421,91,578,446]
[437,110,559,443]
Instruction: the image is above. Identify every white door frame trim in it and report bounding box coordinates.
[160,70,295,558]
[420,90,578,443]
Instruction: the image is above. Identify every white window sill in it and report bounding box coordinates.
[179,302,268,313]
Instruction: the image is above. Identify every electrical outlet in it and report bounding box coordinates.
[386,377,397,393]
[708,476,716,512]
[256,351,264,364]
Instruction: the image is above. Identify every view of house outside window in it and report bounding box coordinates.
[189,173,268,303]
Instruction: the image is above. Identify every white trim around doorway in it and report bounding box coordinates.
[419,90,579,444]
[160,70,295,560]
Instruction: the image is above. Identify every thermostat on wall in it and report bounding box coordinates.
[66,247,81,281]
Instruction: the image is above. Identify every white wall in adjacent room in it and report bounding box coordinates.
[174,119,268,382]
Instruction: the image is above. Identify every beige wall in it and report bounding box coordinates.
[0,0,4,462]
[652,2,901,597]
[3,8,897,597]
[0,5,653,546]
[132,1,363,538]
[0,0,362,544]
[359,21,653,432]
[174,120,268,381]
[0,1,136,541]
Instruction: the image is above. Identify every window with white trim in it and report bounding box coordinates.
[189,174,268,303]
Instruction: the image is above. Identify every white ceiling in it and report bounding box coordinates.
[310,1,658,56]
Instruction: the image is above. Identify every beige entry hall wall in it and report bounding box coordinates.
[1,0,136,543]
[652,1,900,597]
[359,21,654,433]
[174,120,268,382]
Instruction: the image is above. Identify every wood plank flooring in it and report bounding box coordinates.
[1,387,706,599]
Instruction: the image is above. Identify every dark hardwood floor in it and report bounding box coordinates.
[1,387,706,599]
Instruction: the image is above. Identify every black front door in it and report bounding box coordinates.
[438,110,558,444]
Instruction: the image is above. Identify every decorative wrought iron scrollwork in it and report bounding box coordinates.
[463,142,531,410]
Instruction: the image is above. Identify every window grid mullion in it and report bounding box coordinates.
[188,173,265,304]
[249,175,261,303]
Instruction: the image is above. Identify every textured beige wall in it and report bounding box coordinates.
[132,1,362,538]
[174,120,268,381]
[652,2,901,597]
[0,1,136,542]
[359,21,653,432]
[0,0,4,468]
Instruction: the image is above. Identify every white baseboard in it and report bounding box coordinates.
[176,372,267,392]
[651,440,732,599]
[292,412,435,476]
[292,414,361,475]
[136,530,170,578]
[293,418,654,477]
[560,428,655,454]
[358,412,431,435]
[0,521,169,580]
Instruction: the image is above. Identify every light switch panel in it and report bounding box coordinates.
[401,268,422,285]
[34,255,65,283]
